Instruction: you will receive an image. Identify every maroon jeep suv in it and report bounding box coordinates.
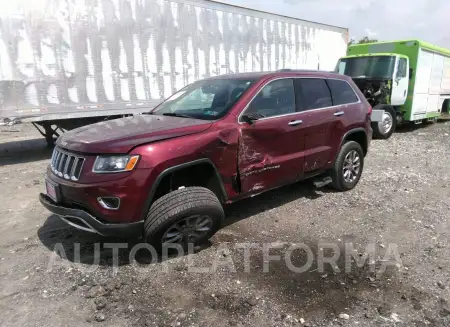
[40,70,372,247]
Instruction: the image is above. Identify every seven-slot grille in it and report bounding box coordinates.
[50,147,85,181]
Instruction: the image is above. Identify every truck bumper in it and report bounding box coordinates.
[371,109,385,122]
[39,193,143,238]
[367,126,373,149]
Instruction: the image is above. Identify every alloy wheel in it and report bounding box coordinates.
[161,215,213,245]
[342,150,361,183]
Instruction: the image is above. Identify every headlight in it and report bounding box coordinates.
[93,155,140,173]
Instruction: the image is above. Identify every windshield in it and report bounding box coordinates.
[336,56,396,79]
[152,78,256,120]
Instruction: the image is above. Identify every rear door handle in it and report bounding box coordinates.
[288,119,303,126]
[334,111,344,117]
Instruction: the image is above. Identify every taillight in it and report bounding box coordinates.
[368,105,373,115]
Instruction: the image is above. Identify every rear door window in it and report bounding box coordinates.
[326,79,359,105]
[295,79,333,111]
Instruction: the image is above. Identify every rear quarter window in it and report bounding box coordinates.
[327,79,359,105]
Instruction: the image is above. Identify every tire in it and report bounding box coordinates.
[372,106,396,139]
[330,141,364,191]
[144,187,224,250]
[424,117,437,124]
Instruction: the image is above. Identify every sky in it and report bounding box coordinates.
[219,0,450,49]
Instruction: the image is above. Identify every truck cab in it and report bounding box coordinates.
[336,39,450,140]
[336,53,410,139]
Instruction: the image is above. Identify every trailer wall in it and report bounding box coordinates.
[0,0,348,122]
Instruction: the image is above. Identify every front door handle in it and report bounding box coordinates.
[334,111,344,117]
[288,119,303,126]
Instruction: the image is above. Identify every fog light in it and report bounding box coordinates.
[97,197,120,210]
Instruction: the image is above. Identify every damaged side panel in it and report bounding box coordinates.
[142,128,241,201]
[238,130,280,193]
[237,116,306,194]
[202,128,241,199]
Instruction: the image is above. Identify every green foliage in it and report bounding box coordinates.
[349,36,379,45]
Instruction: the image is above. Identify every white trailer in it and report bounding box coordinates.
[411,47,450,121]
[0,0,348,144]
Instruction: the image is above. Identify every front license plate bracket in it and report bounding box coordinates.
[45,179,60,203]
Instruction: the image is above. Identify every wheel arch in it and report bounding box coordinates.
[339,128,368,156]
[140,159,228,221]
[442,99,450,114]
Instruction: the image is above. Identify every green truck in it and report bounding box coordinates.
[335,40,450,139]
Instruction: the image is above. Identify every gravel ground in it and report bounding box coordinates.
[1,122,450,327]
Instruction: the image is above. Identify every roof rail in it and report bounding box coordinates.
[277,69,321,72]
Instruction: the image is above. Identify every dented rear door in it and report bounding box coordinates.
[295,78,340,173]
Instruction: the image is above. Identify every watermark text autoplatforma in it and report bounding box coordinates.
[47,241,402,276]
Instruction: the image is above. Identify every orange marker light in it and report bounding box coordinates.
[125,155,140,171]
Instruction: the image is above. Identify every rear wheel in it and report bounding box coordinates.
[372,106,396,139]
[144,187,224,250]
[424,117,438,124]
[330,141,364,191]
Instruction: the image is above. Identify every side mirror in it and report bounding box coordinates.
[241,113,263,124]
[409,67,414,78]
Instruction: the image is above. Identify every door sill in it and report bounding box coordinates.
[227,170,327,203]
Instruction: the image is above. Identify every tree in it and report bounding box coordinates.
[349,36,378,45]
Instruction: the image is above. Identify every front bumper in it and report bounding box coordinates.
[39,193,143,238]
[45,166,153,224]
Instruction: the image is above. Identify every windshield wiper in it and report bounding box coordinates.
[161,112,192,118]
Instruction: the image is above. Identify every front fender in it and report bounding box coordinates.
[138,159,228,221]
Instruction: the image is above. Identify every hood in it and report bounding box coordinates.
[57,115,213,154]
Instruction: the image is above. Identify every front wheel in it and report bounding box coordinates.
[144,187,224,250]
[330,141,364,191]
[372,106,396,139]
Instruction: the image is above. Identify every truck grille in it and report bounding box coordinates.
[50,148,85,181]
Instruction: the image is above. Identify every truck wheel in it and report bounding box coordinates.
[144,187,224,250]
[424,117,438,124]
[372,106,396,139]
[330,141,364,191]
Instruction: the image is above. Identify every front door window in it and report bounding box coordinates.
[245,79,295,118]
